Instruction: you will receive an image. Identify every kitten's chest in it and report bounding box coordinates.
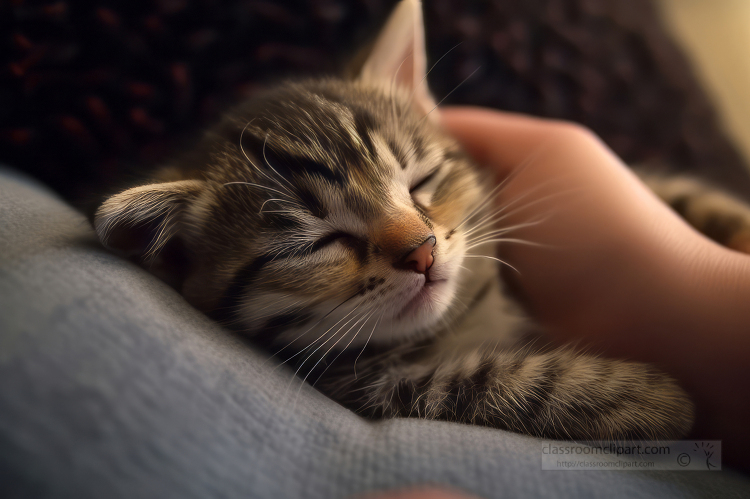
[430,258,529,358]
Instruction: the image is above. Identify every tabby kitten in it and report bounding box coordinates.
[95,0,750,440]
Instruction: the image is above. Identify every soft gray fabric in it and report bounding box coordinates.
[1,167,749,499]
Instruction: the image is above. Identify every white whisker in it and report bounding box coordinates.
[269,290,361,364]
[239,120,296,198]
[390,52,411,126]
[461,175,565,238]
[289,302,372,404]
[407,42,462,110]
[466,219,547,242]
[450,143,552,236]
[465,238,544,251]
[463,254,520,274]
[222,181,297,202]
[422,66,481,120]
[258,197,301,215]
[284,299,366,378]
[262,132,299,196]
[355,313,383,379]
[311,309,377,387]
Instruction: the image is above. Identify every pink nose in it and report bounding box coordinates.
[401,236,436,273]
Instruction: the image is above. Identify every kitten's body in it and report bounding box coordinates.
[94,0,750,441]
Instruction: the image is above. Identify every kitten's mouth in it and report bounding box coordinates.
[396,278,447,320]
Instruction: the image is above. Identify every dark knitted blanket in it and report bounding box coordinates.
[2,0,748,202]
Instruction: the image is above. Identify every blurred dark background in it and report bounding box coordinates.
[2,0,749,204]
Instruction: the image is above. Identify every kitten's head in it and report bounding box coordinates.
[95,0,490,349]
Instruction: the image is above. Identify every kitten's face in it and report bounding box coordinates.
[95,0,489,350]
[182,81,484,348]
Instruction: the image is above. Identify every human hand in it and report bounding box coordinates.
[441,107,750,469]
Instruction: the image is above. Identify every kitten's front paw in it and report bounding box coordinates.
[643,173,750,254]
[326,348,694,441]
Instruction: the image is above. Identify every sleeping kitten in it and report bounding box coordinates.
[93,0,750,440]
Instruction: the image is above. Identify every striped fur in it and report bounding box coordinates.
[92,78,702,440]
[323,346,692,440]
[90,0,750,441]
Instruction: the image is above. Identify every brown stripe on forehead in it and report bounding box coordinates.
[267,147,347,186]
[246,97,356,172]
[240,125,338,176]
[351,108,377,160]
[411,134,428,162]
[386,136,409,169]
[259,105,379,183]
[263,211,304,231]
[294,185,328,219]
[294,84,382,169]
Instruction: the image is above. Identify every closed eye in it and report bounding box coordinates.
[309,232,369,262]
[409,168,440,193]
[310,232,356,252]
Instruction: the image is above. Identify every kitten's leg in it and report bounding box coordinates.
[641,173,750,253]
[322,347,694,440]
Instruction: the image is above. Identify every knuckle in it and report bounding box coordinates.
[549,121,599,144]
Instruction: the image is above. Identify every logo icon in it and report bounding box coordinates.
[695,442,718,470]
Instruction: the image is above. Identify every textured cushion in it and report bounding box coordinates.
[2,166,750,498]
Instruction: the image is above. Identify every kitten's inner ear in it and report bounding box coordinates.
[357,0,438,119]
[94,180,205,260]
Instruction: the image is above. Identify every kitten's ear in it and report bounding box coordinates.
[94,180,204,260]
[357,0,437,119]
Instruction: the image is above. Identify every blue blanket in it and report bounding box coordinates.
[2,167,748,498]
